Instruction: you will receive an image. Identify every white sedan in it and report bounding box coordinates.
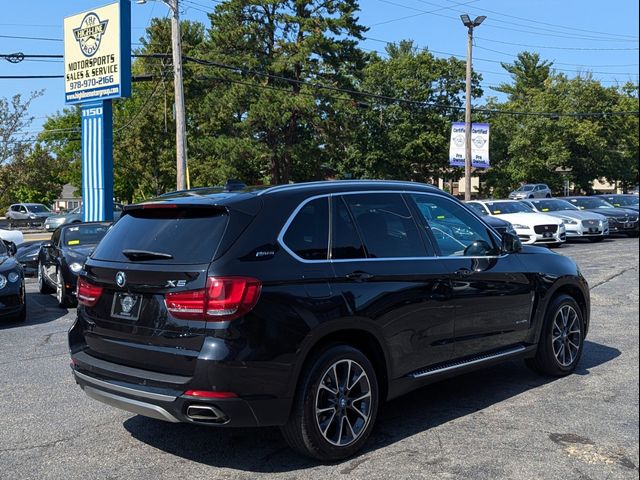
[467,200,566,247]
[0,228,24,246]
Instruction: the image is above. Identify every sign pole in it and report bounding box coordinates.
[81,101,113,222]
[64,0,131,222]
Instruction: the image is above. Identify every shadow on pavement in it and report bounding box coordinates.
[0,290,71,329]
[123,340,620,473]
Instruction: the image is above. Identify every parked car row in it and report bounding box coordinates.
[464,194,638,247]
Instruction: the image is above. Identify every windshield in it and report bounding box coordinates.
[568,197,615,209]
[529,199,579,212]
[29,204,51,213]
[485,201,531,214]
[62,224,110,247]
[516,185,535,192]
[467,203,488,216]
[606,196,639,207]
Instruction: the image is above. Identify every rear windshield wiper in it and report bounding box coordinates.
[122,249,174,261]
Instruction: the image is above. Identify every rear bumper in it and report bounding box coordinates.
[70,349,293,428]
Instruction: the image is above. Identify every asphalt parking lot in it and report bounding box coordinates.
[1,237,638,479]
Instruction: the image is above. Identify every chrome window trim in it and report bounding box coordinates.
[277,190,507,265]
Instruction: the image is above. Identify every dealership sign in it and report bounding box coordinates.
[449,122,490,169]
[64,1,131,104]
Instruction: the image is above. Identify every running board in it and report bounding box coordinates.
[408,345,527,379]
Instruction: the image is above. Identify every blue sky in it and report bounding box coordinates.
[1,0,638,136]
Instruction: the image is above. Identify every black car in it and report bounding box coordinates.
[69,181,590,461]
[38,223,111,307]
[596,194,639,212]
[0,240,26,322]
[564,196,639,237]
[15,241,44,276]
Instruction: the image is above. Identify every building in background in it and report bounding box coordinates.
[52,184,81,213]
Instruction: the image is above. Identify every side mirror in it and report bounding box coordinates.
[41,241,53,250]
[501,232,522,254]
[3,240,17,256]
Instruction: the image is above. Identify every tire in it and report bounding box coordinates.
[525,294,584,376]
[545,194,551,198]
[547,242,562,248]
[529,195,534,199]
[280,345,379,461]
[588,236,604,243]
[37,262,54,294]
[56,270,74,308]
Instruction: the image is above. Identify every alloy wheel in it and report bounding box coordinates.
[56,271,63,304]
[314,359,372,447]
[551,305,581,367]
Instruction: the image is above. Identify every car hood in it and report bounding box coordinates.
[539,209,607,221]
[492,212,562,226]
[580,207,638,218]
[0,255,19,269]
[65,245,96,262]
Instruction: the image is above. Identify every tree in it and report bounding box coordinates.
[333,41,481,183]
[0,92,44,207]
[495,52,553,101]
[199,0,368,184]
[6,144,66,205]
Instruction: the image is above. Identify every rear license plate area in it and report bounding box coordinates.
[111,292,143,321]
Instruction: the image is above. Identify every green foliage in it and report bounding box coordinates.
[25,3,640,202]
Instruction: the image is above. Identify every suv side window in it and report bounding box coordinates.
[19,205,27,213]
[343,193,426,258]
[331,196,366,260]
[410,194,499,257]
[283,197,329,261]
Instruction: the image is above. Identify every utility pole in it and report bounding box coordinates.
[460,14,485,201]
[169,0,187,191]
[136,0,187,190]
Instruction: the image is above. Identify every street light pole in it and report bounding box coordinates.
[137,0,187,191]
[460,14,485,201]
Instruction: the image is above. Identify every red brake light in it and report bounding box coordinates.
[184,390,237,399]
[165,276,262,322]
[141,203,178,209]
[77,277,103,307]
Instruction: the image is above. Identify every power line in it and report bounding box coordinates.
[373,0,639,44]
[474,45,639,68]
[413,0,639,42]
[361,38,640,76]
[474,36,640,52]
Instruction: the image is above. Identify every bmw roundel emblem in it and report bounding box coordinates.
[115,271,126,288]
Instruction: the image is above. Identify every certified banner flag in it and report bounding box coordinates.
[449,122,490,168]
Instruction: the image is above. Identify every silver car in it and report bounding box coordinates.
[520,198,608,242]
[44,203,123,231]
[6,203,56,227]
[508,184,552,199]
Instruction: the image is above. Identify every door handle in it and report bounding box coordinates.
[455,268,473,278]
[345,271,374,282]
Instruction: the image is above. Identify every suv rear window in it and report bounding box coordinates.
[92,207,228,264]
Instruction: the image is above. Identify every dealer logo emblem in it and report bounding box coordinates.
[73,12,108,57]
[115,271,126,288]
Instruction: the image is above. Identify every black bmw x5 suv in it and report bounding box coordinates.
[69,181,590,460]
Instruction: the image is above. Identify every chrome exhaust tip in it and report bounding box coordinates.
[186,404,227,423]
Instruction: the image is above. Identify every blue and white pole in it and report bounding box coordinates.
[81,100,114,222]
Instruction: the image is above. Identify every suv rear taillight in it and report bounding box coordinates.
[77,277,103,307]
[165,277,262,322]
